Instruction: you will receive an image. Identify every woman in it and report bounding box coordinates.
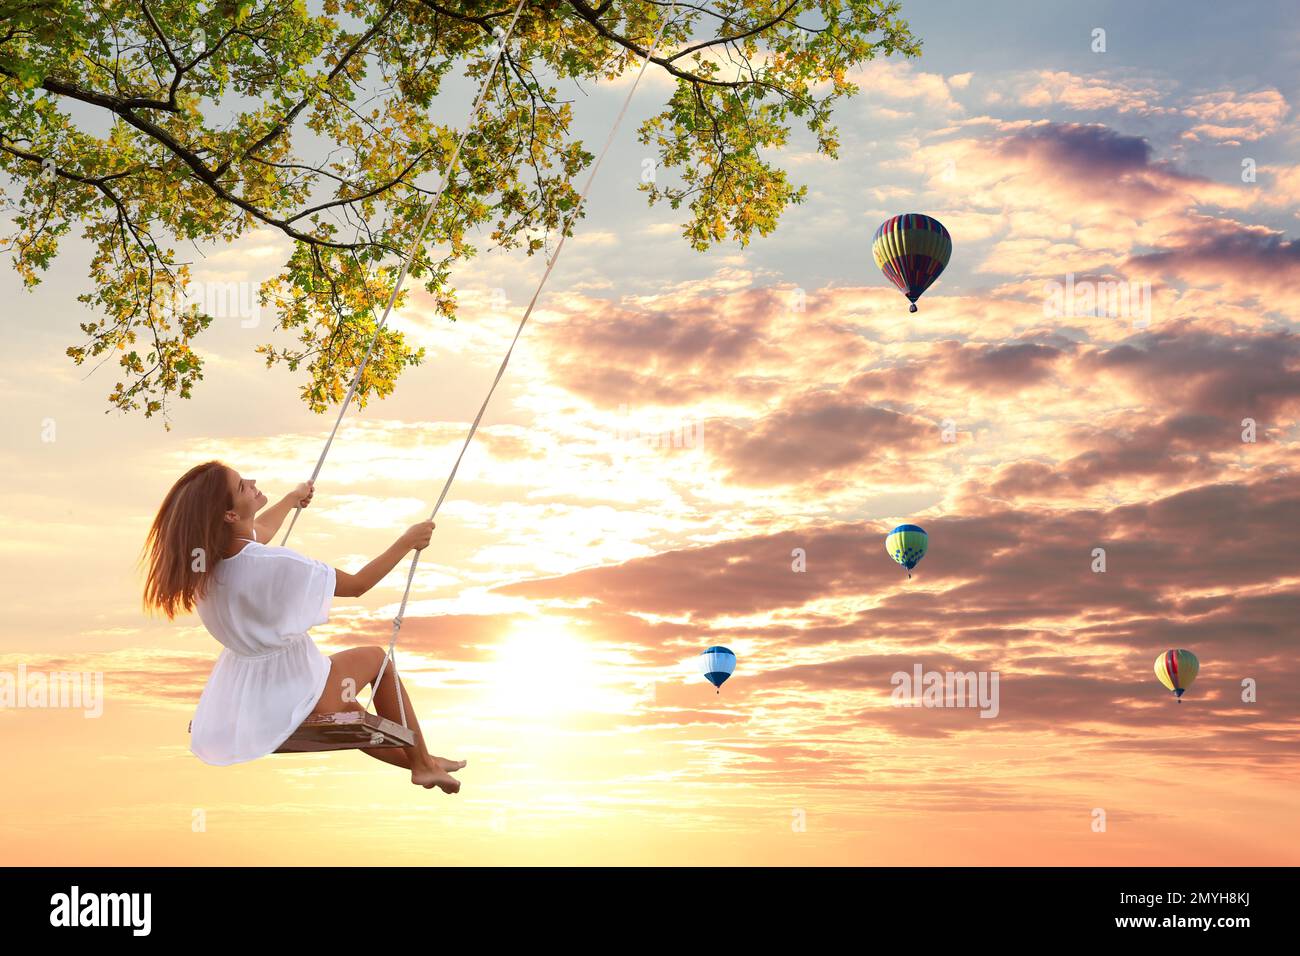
[141,460,464,793]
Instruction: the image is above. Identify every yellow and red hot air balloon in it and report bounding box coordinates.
[1154,649,1199,702]
[872,213,952,313]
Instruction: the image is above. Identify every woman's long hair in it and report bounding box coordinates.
[140,460,235,620]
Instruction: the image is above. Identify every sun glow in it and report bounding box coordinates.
[483,623,631,717]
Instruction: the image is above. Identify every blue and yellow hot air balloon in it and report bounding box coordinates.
[1154,649,1199,702]
[885,524,928,579]
[872,213,952,313]
[699,645,736,694]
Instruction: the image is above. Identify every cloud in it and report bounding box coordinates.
[847,60,969,114]
[993,72,1289,144]
[1076,327,1300,420]
[933,340,1066,391]
[706,392,932,486]
[1181,89,1290,142]
[1127,219,1300,306]
[544,287,782,406]
[1007,70,1174,116]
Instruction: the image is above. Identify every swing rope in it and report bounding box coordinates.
[278,0,529,550]
[369,5,680,722]
[284,4,681,730]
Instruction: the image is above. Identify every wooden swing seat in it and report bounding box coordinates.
[187,711,415,754]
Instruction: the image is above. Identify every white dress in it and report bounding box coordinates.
[190,535,337,765]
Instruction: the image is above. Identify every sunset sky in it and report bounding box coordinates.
[2,0,1298,865]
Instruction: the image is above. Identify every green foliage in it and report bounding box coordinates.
[0,0,919,426]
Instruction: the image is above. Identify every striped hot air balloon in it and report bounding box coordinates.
[885,524,928,579]
[1154,649,1199,702]
[872,213,952,313]
[699,646,736,694]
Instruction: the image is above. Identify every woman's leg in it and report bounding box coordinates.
[309,646,462,791]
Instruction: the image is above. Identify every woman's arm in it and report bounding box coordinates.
[255,482,313,542]
[334,520,435,598]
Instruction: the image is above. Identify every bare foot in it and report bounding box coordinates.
[433,755,467,772]
[411,763,461,793]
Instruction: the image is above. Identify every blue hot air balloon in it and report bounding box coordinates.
[885,524,928,579]
[699,646,736,694]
